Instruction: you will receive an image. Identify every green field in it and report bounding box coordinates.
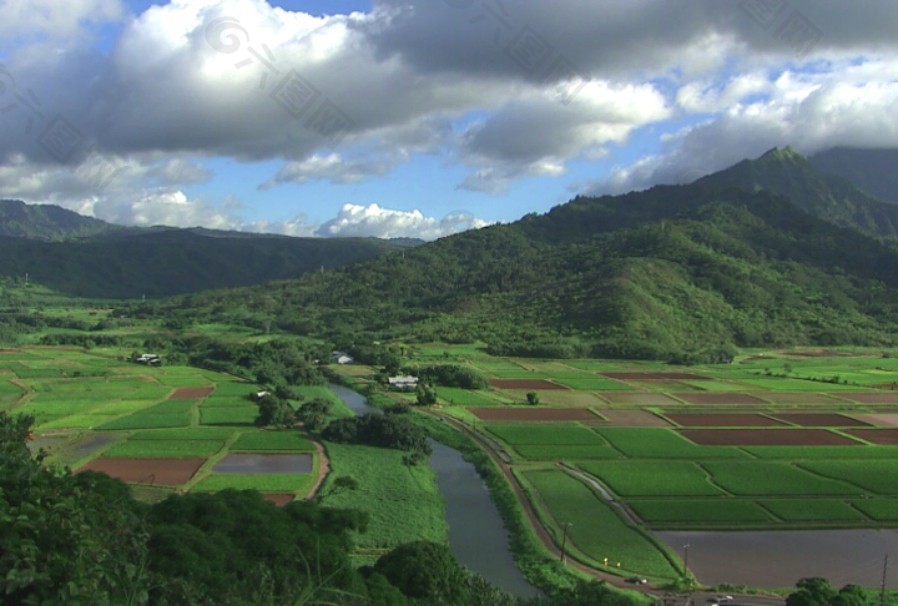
[701,461,862,497]
[230,431,314,452]
[318,442,447,549]
[593,427,751,459]
[521,469,680,580]
[578,461,724,497]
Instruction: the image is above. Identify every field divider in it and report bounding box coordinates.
[181,430,243,491]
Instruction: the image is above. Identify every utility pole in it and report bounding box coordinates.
[560,522,572,563]
[683,544,690,576]
[881,554,888,606]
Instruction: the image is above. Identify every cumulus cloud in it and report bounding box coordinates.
[586,58,898,195]
[315,203,491,240]
[2,0,898,229]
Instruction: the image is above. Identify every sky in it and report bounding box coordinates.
[0,0,896,240]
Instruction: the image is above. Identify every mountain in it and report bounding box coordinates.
[0,228,412,298]
[0,199,125,240]
[809,147,898,204]
[0,200,417,298]
[693,147,898,244]
[145,171,898,361]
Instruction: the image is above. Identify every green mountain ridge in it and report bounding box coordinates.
[141,150,898,361]
[0,199,125,240]
[694,147,898,243]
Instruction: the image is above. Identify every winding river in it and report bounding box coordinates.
[329,384,541,598]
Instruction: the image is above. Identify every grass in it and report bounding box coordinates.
[438,387,503,406]
[97,400,195,430]
[550,377,633,391]
[745,445,898,460]
[578,461,724,497]
[701,461,863,497]
[199,405,257,426]
[230,431,314,452]
[103,439,225,458]
[593,427,751,459]
[318,442,447,549]
[628,499,775,525]
[800,460,898,495]
[129,427,238,440]
[851,499,898,522]
[521,468,680,580]
[513,444,622,459]
[758,499,868,523]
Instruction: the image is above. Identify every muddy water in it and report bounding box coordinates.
[657,529,898,589]
[329,384,541,599]
[213,453,313,473]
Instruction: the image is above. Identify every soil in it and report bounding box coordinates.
[844,428,898,445]
[852,413,898,427]
[213,453,313,474]
[169,386,215,399]
[666,413,786,427]
[489,379,568,390]
[78,457,206,485]
[470,407,601,422]
[305,440,330,500]
[679,428,859,446]
[262,493,296,506]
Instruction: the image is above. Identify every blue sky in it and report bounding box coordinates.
[0,0,896,239]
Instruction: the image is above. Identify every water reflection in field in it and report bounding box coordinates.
[657,529,898,588]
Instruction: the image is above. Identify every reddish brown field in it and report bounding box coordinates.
[489,379,567,390]
[79,457,205,485]
[773,413,871,427]
[666,413,786,427]
[845,429,898,445]
[262,493,295,506]
[835,393,898,404]
[470,407,600,421]
[853,413,898,427]
[680,429,858,446]
[678,393,768,405]
[169,386,215,399]
[601,371,709,380]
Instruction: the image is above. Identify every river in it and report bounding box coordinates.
[329,384,540,598]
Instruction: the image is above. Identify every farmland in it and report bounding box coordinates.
[341,343,898,585]
[0,347,319,504]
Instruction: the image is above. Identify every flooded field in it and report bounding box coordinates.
[657,529,898,588]
[213,453,313,474]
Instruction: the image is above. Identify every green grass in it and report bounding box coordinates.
[701,461,863,497]
[97,401,195,430]
[593,428,750,459]
[521,469,680,579]
[745,445,898,459]
[800,460,898,495]
[513,444,623,459]
[199,405,257,426]
[192,473,315,493]
[0,380,25,402]
[103,439,224,458]
[319,442,447,549]
[230,431,314,452]
[551,377,633,391]
[486,423,609,446]
[758,499,868,523]
[851,499,898,522]
[629,499,775,525]
[578,461,724,497]
[129,427,237,440]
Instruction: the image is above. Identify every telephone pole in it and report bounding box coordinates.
[881,554,888,606]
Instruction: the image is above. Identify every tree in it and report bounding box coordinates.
[296,398,332,432]
[374,542,467,603]
[526,392,540,406]
[254,395,294,428]
[416,382,437,406]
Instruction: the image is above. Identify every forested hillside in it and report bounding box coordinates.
[131,176,898,362]
[810,147,898,204]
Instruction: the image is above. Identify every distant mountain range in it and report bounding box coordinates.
[809,147,898,204]
[154,146,898,360]
[0,199,420,298]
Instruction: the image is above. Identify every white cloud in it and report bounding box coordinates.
[0,0,123,39]
[315,203,491,240]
